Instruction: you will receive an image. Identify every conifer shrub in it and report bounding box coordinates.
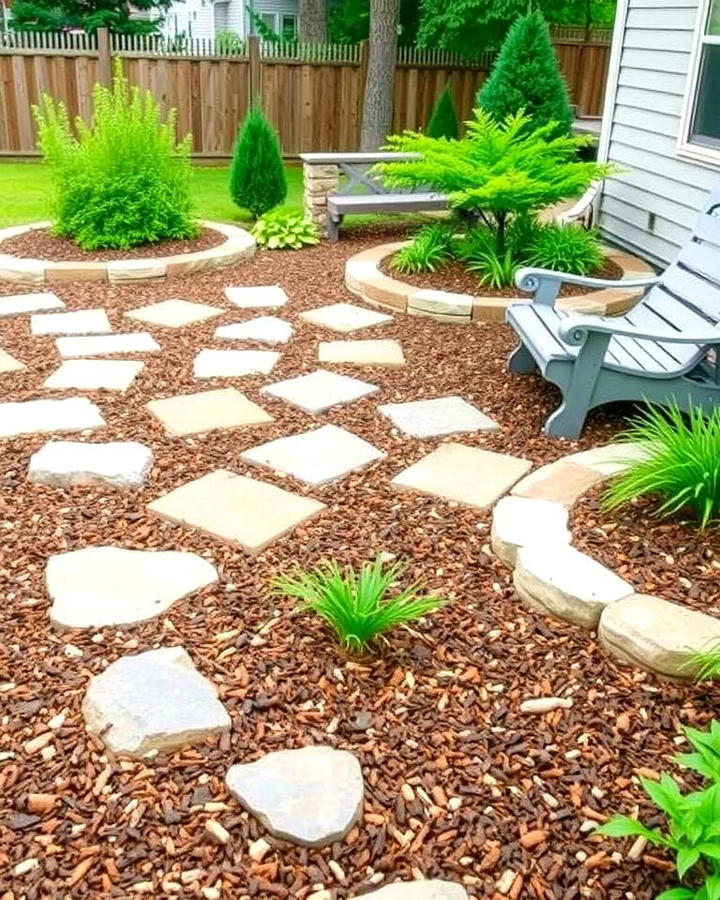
[427,84,459,140]
[230,102,287,219]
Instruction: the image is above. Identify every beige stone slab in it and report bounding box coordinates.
[147,388,273,436]
[408,289,474,317]
[0,397,105,439]
[107,259,167,283]
[125,299,225,328]
[31,309,112,336]
[0,256,46,285]
[193,349,280,378]
[318,339,405,368]
[56,333,160,358]
[261,369,379,414]
[392,443,532,509]
[44,360,144,392]
[566,442,651,476]
[300,303,393,333]
[0,348,26,374]
[379,396,499,438]
[147,470,326,555]
[511,459,606,506]
[224,285,288,309]
[0,291,64,318]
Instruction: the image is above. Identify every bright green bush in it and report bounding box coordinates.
[252,209,319,249]
[456,224,522,289]
[427,84,459,140]
[230,101,287,219]
[391,223,455,273]
[526,223,604,276]
[33,63,197,251]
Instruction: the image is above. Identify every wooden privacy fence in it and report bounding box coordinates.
[0,28,611,159]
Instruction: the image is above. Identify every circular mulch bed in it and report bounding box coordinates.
[0,221,715,899]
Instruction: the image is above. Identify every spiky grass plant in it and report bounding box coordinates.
[271,557,446,653]
[391,223,455,274]
[684,641,720,682]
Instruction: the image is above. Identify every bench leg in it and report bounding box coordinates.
[326,215,342,241]
[542,332,610,439]
[508,342,537,375]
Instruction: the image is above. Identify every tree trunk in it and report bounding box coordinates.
[298,0,327,43]
[360,0,399,151]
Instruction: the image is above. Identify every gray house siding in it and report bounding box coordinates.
[598,0,720,266]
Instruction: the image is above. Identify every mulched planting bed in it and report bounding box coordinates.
[1,221,717,899]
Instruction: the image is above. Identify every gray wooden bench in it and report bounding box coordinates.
[506,189,720,438]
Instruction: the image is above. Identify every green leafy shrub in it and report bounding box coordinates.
[456,224,521,289]
[526,223,604,276]
[271,557,446,653]
[230,101,287,219]
[427,84,459,140]
[252,209,319,249]
[391,223,455,273]
[33,64,197,251]
[215,29,245,54]
[603,402,720,530]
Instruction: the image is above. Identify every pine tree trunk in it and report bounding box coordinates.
[298,0,327,43]
[360,0,399,151]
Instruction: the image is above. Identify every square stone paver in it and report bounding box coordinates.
[0,397,105,439]
[125,299,224,328]
[0,348,25,374]
[261,369,379,414]
[300,303,393,333]
[0,292,64,318]
[147,388,273,436]
[241,424,385,486]
[44,360,144,392]
[318,339,405,368]
[224,285,288,309]
[391,443,532,509]
[147,469,326,555]
[379,396,499,438]
[215,316,294,345]
[193,349,280,378]
[31,309,112,336]
[57,333,160,358]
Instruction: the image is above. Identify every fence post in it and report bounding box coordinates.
[97,26,112,87]
[248,35,261,104]
[357,40,369,149]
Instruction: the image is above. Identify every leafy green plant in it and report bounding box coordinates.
[603,402,720,530]
[526,223,604,276]
[215,29,245,54]
[391,223,455,273]
[685,643,720,683]
[33,62,197,250]
[271,557,446,653]
[456,224,520,288]
[230,101,287,219]
[427,84,459,140]
[252,209,319,249]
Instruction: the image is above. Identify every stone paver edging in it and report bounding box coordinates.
[0,220,255,285]
[346,242,655,324]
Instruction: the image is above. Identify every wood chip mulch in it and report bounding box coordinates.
[1,222,717,899]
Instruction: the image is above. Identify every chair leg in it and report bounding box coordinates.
[543,395,588,439]
[508,342,537,375]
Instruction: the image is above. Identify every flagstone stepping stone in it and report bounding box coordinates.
[215,316,293,345]
[125,298,224,328]
[392,443,531,509]
[261,369,379,414]
[225,746,363,847]
[83,646,230,756]
[31,309,111,336]
[0,292,64,318]
[29,441,154,489]
[491,496,571,567]
[300,302,393,333]
[358,882,468,899]
[147,388,273,437]
[379,396,499,438]
[193,349,280,378]
[47,546,218,628]
[241,424,385,486]
[56,333,160,358]
[225,285,288,308]
[514,544,633,629]
[511,459,605,506]
[44,360,144,392]
[0,348,25,374]
[319,339,405,367]
[566,442,651,476]
[148,470,325,555]
[0,397,105,439]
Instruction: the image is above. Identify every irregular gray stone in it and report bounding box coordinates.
[261,369,379,414]
[0,397,105,439]
[125,299,223,328]
[215,316,294,345]
[43,360,144,392]
[224,285,288,308]
[0,291,64,318]
[379,396,499,438]
[356,882,468,900]
[226,746,363,847]
[193,349,280,378]
[28,441,154,489]
[56,333,160,358]
[82,646,230,756]
[31,309,111,335]
[0,348,25,374]
[491,496,571,567]
[299,302,393,333]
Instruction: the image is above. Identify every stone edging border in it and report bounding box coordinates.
[489,443,720,680]
[346,242,656,323]
[0,220,256,285]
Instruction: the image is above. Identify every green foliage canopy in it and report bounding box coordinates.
[427,84,460,139]
[229,101,287,219]
[10,0,172,33]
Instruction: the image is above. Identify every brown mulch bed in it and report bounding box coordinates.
[0,226,225,262]
[0,221,716,899]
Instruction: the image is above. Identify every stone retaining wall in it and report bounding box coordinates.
[303,163,340,229]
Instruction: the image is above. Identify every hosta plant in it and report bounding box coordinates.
[252,210,319,249]
[391,223,456,274]
[271,556,446,653]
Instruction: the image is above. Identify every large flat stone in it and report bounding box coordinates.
[125,299,224,328]
[0,348,25,374]
[407,289,474,317]
[106,259,167,282]
[261,369,379,414]
[511,459,606,506]
[193,349,280,378]
[300,302,393,333]
[44,360,144,392]
[29,440,153,489]
[147,388,273,436]
[0,256,45,285]
[358,883,468,900]
[0,398,105,439]
[392,443,531,509]
[319,339,405,368]
[224,285,288,308]
[31,309,112,336]
[56,333,160,358]
[83,646,230,756]
[241,424,385,485]
[47,546,218,628]
[491,496,571,567]
[566,442,652,476]
[0,291,64,318]
[379,396,499,438]
[148,470,326,555]
[226,746,363,847]
[215,316,294,345]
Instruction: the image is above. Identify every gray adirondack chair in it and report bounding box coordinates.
[506,190,720,438]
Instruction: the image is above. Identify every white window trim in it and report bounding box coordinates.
[678,0,720,166]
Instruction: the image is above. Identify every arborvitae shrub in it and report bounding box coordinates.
[230,101,287,219]
[427,84,459,139]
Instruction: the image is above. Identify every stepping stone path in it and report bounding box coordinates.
[44,359,144,392]
[225,285,288,308]
[0,397,105,439]
[148,470,325,554]
[379,396,499,438]
[300,302,393,333]
[0,348,25,374]
[0,291,64,318]
[319,339,405,367]
[491,496,571,566]
[193,349,280,378]
[225,746,363,847]
[215,316,293,345]
[125,298,224,328]
[241,424,385,486]
[31,309,111,336]
[262,369,379,413]
[29,440,154,489]
[46,546,218,628]
[56,332,160,358]
[83,646,230,756]
[511,459,606,507]
[360,883,468,900]
[392,443,532,509]
[147,387,273,437]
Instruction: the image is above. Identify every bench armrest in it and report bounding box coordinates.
[515,266,660,295]
[559,314,720,346]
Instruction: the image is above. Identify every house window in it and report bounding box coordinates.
[680,0,720,161]
[281,14,297,40]
[260,12,277,34]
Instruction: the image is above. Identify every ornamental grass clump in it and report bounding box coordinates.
[271,557,446,653]
[391,223,456,274]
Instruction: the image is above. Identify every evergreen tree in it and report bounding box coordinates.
[230,102,287,219]
[477,10,573,136]
[426,84,459,139]
[10,0,172,33]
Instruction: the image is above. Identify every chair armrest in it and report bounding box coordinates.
[559,314,720,346]
[515,266,660,294]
